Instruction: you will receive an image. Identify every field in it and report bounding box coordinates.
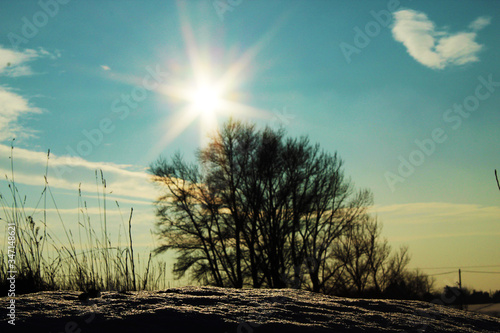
[468,303,500,318]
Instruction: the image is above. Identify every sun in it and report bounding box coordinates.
[190,81,222,114]
[146,2,286,158]
[186,76,226,142]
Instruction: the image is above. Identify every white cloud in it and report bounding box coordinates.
[0,145,158,250]
[392,10,490,69]
[0,45,60,77]
[0,46,62,141]
[0,143,156,202]
[469,16,491,31]
[38,47,61,60]
[0,143,147,180]
[370,202,500,224]
[0,87,42,141]
[0,47,38,76]
[3,65,35,77]
[101,65,111,71]
[435,33,482,65]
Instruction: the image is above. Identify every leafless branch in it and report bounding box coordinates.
[495,169,500,191]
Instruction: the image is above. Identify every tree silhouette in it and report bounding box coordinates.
[150,119,377,290]
[495,169,500,191]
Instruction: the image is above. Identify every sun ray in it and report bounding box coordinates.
[151,2,292,156]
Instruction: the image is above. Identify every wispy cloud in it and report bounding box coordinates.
[0,145,157,248]
[0,144,147,179]
[389,231,500,242]
[469,16,491,32]
[370,202,500,224]
[0,46,59,77]
[0,143,156,202]
[0,87,42,141]
[0,47,38,76]
[391,10,490,69]
[101,65,111,71]
[3,65,36,77]
[0,46,62,141]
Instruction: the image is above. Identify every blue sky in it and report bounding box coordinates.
[1,0,499,290]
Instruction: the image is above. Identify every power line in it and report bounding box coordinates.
[421,268,500,277]
[428,270,456,277]
[462,270,500,274]
[410,265,500,270]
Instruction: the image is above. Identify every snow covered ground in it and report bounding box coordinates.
[2,286,499,332]
[468,303,500,319]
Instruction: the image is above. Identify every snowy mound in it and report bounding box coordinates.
[2,286,499,332]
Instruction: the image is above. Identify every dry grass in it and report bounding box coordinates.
[0,144,167,294]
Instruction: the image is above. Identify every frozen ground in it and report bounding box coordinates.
[2,286,499,332]
[468,303,500,319]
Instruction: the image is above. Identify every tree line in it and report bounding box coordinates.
[150,119,433,298]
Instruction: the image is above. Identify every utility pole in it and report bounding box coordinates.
[458,269,463,310]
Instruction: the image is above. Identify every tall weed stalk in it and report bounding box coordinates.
[0,143,167,294]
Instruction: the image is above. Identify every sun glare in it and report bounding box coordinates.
[147,2,285,158]
[191,82,222,114]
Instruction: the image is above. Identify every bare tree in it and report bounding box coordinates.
[332,215,374,295]
[324,216,417,297]
[150,119,372,289]
[150,154,228,286]
[495,169,500,191]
